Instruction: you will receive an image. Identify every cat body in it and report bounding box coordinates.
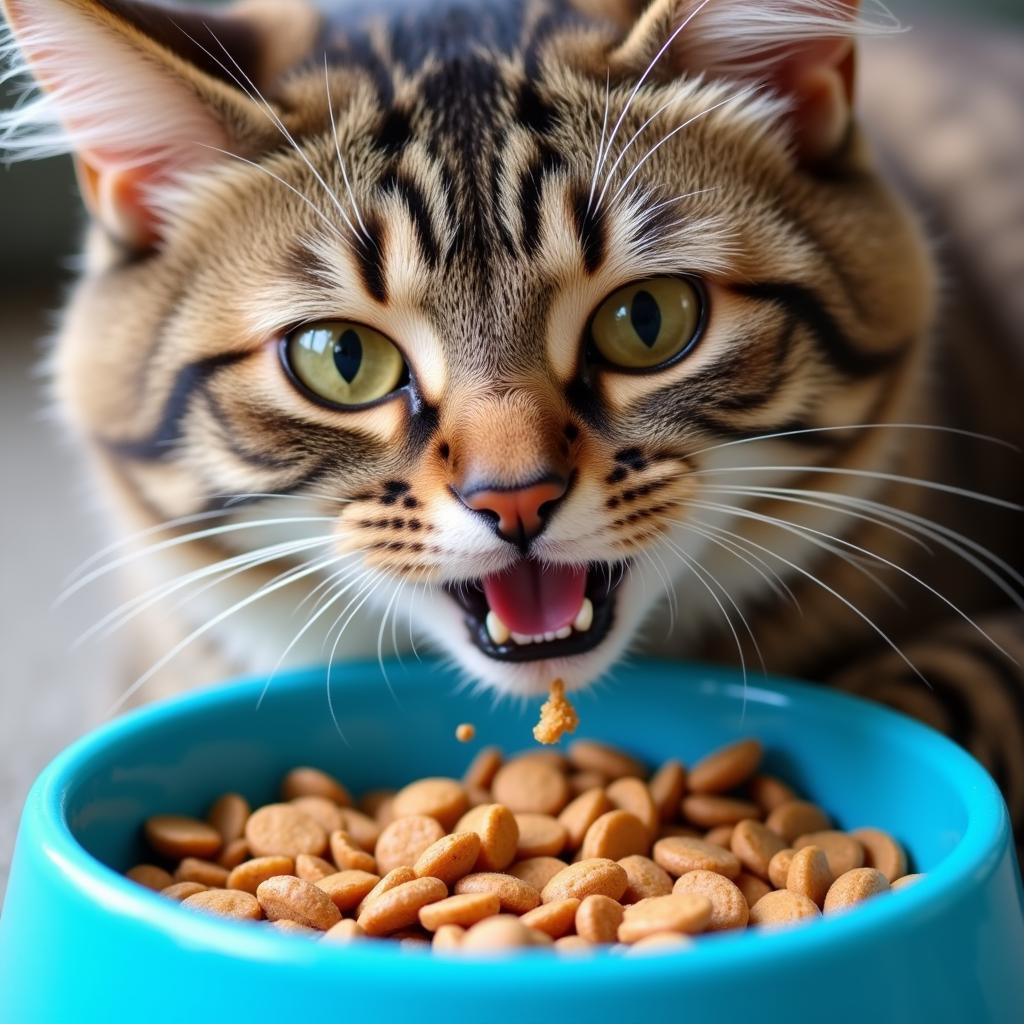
[2,1,1022,837]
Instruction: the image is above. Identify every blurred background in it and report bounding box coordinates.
[0,0,1022,896]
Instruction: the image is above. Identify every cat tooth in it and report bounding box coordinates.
[555,626,572,640]
[543,631,557,643]
[486,611,511,646]
[573,598,594,633]
[510,631,533,646]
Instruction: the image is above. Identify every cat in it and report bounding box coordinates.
[2,0,1022,843]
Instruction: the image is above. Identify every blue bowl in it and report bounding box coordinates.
[2,659,1022,1023]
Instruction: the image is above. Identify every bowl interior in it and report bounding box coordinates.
[60,659,994,885]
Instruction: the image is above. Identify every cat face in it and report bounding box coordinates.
[3,0,933,695]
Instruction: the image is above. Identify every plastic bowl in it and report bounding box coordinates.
[2,659,1022,1023]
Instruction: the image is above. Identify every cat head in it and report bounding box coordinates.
[2,0,934,695]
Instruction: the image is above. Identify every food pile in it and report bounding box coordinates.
[125,738,922,953]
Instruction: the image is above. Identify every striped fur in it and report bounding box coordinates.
[2,1,1022,845]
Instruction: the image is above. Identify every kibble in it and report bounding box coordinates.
[533,679,579,745]
[455,723,476,743]
[128,735,918,954]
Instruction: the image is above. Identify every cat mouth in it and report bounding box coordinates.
[445,560,625,662]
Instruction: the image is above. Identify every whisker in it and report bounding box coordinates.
[323,54,371,243]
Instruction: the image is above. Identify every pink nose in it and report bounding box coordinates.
[458,477,569,546]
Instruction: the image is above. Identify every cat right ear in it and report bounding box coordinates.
[0,0,318,248]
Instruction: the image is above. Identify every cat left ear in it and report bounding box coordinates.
[1,0,319,248]
[610,0,885,163]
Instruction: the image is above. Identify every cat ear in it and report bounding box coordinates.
[609,1,895,162]
[0,0,318,247]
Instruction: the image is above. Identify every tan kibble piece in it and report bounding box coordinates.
[794,831,864,878]
[419,892,500,931]
[455,872,541,914]
[339,808,382,853]
[218,838,250,870]
[658,825,701,841]
[749,775,798,813]
[160,881,208,901]
[359,789,395,820]
[508,857,568,892]
[569,771,608,795]
[329,830,378,873]
[765,800,831,844]
[558,788,612,850]
[492,758,570,816]
[356,866,417,916]
[207,793,250,844]
[568,740,646,780]
[256,875,342,931]
[892,873,925,891]
[749,889,820,929]
[514,814,568,859]
[183,889,261,921]
[126,864,173,891]
[455,723,476,743]
[295,853,336,882]
[271,919,319,936]
[511,749,569,770]
[244,805,327,859]
[682,795,761,829]
[414,832,482,885]
[555,935,594,955]
[280,766,352,808]
[673,870,748,931]
[850,828,908,883]
[767,849,795,890]
[823,867,890,914]
[786,845,833,908]
[735,872,772,908]
[392,777,469,831]
[432,924,466,951]
[228,856,296,895]
[618,893,712,942]
[374,815,446,875]
[652,836,741,880]
[576,893,624,943]
[322,919,366,944]
[144,815,222,861]
[454,803,519,871]
[581,810,649,861]
[541,858,628,904]
[533,679,579,744]
[688,739,762,794]
[357,876,447,936]
[648,760,687,823]
[465,786,492,808]
[174,858,229,888]
[606,777,658,839]
[618,855,673,903]
[463,747,503,790]
[521,898,581,939]
[461,915,551,952]
[705,825,734,848]
[316,869,381,912]
[289,796,345,834]
[731,819,787,879]
[625,932,693,954]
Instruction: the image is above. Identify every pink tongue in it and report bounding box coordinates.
[482,560,587,636]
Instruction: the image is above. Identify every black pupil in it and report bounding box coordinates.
[333,329,363,383]
[630,290,662,348]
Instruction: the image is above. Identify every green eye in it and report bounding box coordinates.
[590,277,704,370]
[284,321,406,408]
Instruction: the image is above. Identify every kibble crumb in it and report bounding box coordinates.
[455,723,476,743]
[533,679,579,745]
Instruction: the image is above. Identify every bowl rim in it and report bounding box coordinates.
[19,658,1013,983]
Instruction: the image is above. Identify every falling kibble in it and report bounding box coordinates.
[455,723,476,743]
[533,679,579,745]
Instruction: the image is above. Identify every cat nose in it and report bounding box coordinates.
[456,475,570,547]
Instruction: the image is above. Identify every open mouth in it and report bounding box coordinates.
[445,560,626,662]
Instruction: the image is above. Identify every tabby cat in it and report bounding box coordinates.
[2,1,1022,840]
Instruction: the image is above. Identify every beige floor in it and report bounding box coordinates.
[0,293,119,899]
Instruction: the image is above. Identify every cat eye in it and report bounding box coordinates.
[282,321,407,409]
[589,276,704,371]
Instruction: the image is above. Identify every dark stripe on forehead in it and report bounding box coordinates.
[355,216,388,303]
[520,144,565,256]
[100,351,252,461]
[734,282,908,377]
[379,170,442,268]
[572,188,606,275]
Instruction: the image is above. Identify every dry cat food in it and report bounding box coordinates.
[533,679,579,745]
[125,740,922,954]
